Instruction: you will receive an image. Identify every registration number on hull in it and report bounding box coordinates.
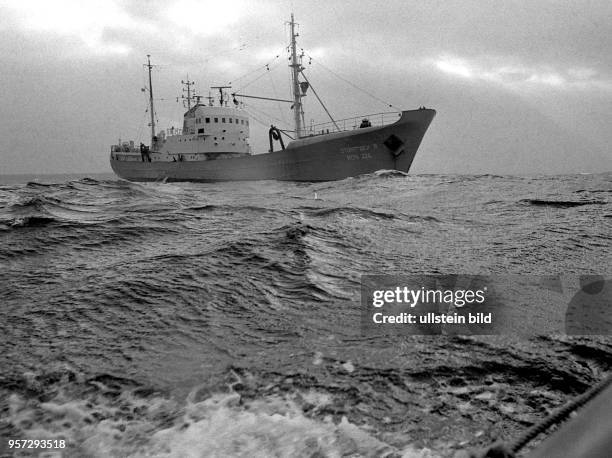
[346,153,372,160]
[341,143,377,160]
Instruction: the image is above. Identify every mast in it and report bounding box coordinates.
[146,55,156,148]
[289,14,304,138]
[180,76,195,109]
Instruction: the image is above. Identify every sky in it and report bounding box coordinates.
[0,0,610,175]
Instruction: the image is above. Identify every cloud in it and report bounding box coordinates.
[431,55,612,92]
[0,0,249,58]
[163,0,247,36]
[0,0,274,65]
[0,0,156,55]
[435,57,473,79]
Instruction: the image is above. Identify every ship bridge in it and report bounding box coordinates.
[152,104,251,160]
[180,104,250,139]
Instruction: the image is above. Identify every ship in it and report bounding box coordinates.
[110,15,436,182]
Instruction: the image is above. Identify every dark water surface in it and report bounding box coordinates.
[1,172,611,457]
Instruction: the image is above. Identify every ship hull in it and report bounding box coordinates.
[110,109,435,182]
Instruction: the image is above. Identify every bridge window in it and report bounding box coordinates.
[214,118,218,123]
[236,118,239,124]
[206,118,210,123]
[229,118,232,123]
[198,128,204,134]
[222,118,226,123]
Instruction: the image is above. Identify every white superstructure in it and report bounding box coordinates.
[111,97,251,163]
[162,104,251,158]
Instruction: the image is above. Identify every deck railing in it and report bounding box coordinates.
[304,111,401,137]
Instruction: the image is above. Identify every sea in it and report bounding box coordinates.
[1,171,611,458]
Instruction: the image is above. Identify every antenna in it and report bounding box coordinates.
[179,77,196,109]
[210,86,232,106]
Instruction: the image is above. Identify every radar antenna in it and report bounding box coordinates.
[210,86,232,106]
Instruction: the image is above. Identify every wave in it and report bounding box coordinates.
[427,173,517,185]
[402,213,441,222]
[184,204,280,214]
[521,198,608,208]
[299,205,396,220]
[298,206,440,223]
[9,195,50,210]
[4,215,58,228]
[2,196,112,231]
[3,366,435,458]
[74,177,101,185]
[373,169,410,178]
[473,173,507,179]
[25,181,56,188]
[309,169,415,193]
[573,189,612,195]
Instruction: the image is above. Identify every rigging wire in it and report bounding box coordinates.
[305,53,399,111]
[200,41,248,65]
[229,53,283,92]
[299,71,339,131]
[233,59,285,93]
[230,52,281,83]
[136,103,148,143]
[136,66,150,143]
[230,64,267,88]
[243,103,290,130]
[242,108,273,130]
[267,66,289,126]
[245,107,294,142]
